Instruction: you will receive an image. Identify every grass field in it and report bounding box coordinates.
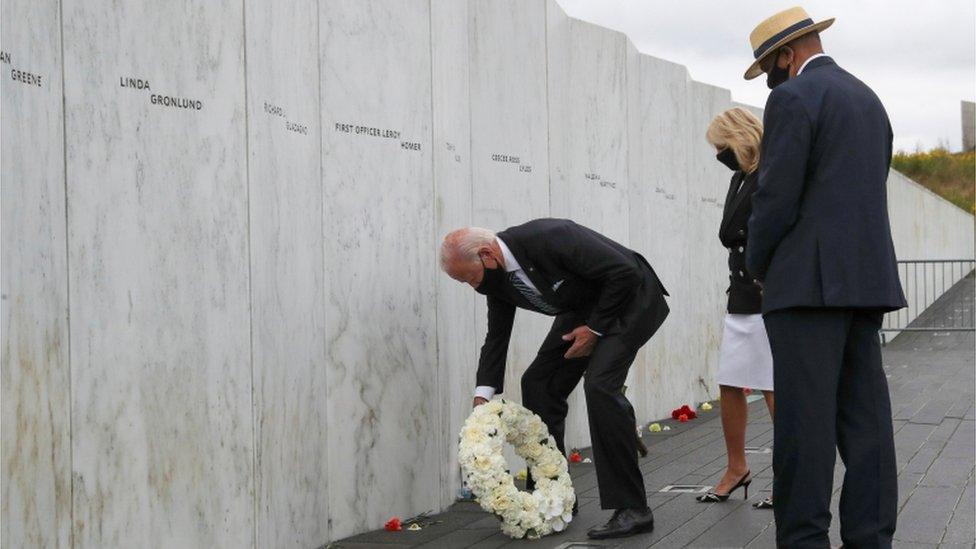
[892,148,975,214]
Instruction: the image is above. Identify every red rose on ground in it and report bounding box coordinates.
[569,450,582,463]
[384,517,402,531]
[672,404,697,420]
[678,413,689,422]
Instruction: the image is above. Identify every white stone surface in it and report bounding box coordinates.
[319,0,438,539]
[244,1,329,547]
[431,0,476,508]
[686,81,733,400]
[0,1,71,547]
[545,6,631,449]
[60,1,253,546]
[469,0,553,414]
[627,54,697,422]
[2,1,974,546]
[886,170,975,327]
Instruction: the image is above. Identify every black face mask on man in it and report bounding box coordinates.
[766,49,791,89]
[716,147,740,172]
[475,257,507,296]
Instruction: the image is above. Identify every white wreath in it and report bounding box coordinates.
[458,399,576,539]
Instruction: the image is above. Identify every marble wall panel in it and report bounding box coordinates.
[886,170,975,329]
[61,1,253,546]
[0,1,71,547]
[626,54,696,423]
[887,170,975,261]
[468,0,552,419]
[319,0,438,539]
[684,81,732,403]
[546,6,632,448]
[244,1,328,547]
[431,0,475,508]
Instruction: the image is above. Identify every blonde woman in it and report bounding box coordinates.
[696,107,775,509]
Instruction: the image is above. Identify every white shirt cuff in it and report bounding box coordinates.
[587,327,603,337]
[474,386,496,401]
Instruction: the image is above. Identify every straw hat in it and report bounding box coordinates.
[744,6,834,80]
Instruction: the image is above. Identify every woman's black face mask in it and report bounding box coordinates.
[716,147,740,171]
[475,257,506,295]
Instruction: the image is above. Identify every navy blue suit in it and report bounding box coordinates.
[748,56,905,548]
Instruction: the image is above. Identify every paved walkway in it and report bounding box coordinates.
[331,276,974,548]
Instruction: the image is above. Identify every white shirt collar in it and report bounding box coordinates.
[495,237,521,273]
[797,53,827,76]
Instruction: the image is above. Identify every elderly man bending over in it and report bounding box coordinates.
[440,218,669,540]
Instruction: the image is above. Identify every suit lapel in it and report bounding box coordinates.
[720,172,745,236]
[728,171,756,214]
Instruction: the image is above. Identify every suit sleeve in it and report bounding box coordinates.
[550,223,641,335]
[476,295,516,393]
[746,87,812,280]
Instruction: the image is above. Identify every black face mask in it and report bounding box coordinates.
[475,258,507,296]
[766,50,791,89]
[716,147,740,172]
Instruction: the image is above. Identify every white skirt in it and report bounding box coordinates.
[715,314,774,392]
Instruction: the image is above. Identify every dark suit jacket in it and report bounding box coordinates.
[719,170,762,314]
[746,56,907,313]
[477,218,669,393]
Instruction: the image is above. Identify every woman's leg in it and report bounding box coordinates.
[715,384,751,493]
[761,390,775,504]
[762,390,775,418]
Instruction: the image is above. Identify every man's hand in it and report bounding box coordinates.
[562,325,599,359]
[473,396,488,408]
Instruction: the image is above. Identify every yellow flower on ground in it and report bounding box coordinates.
[648,422,662,432]
[701,402,713,411]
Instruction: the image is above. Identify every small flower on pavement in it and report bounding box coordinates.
[701,402,713,411]
[569,450,582,463]
[649,422,662,432]
[384,517,402,531]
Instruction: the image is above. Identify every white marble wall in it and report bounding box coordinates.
[244,1,329,547]
[431,0,476,509]
[61,1,253,546]
[319,0,438,539]
[3,1,974,547]
[0,1,71,547]
[546,4,631,449]
[627,54,699,423]
[469,0,553,418]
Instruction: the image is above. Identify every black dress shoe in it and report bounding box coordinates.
[587,507,654,539]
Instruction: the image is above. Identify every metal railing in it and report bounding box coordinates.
[881,259,975,334]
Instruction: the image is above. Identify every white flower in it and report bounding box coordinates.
[458,400,575,539]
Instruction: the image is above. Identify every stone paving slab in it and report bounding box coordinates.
[328,276,975,548]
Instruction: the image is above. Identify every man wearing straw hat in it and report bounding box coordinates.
[743,6,907,548]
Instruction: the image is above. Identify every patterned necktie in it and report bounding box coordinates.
[508,271,561,314]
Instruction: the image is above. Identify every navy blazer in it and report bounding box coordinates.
[746,56,907,313]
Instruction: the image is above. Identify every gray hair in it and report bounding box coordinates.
[440,227,496,270]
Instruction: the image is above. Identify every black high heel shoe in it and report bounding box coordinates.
[696,471,752,502]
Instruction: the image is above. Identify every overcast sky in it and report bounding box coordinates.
[555,0,976,153]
